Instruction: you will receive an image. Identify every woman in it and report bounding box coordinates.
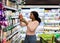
[19,11,41,43]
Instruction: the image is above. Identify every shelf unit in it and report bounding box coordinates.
[44,9,60,31]
[19,5,60,8]
[1,0,26,43]
[4,6,17,11]
[1,0,21,43]
[6,23,20,40]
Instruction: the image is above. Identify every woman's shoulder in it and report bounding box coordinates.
[28,20,39,24]
[33,20,39,24]
[28,20,32,22]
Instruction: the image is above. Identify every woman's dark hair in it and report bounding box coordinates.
[31,11,41,23]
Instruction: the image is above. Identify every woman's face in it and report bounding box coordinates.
[30,13,35,19]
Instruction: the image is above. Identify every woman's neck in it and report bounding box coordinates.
[32,19,36,21]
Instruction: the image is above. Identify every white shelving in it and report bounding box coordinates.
[44,26,60,30]
[6,30,19,40]
[19,5,60,8]
[4,6,17,11]
[13,23,20,26]
[11,16,18,19]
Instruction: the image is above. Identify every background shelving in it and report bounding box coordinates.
[4,6,17,11]
[44,9,60,31]
[20,8,60,31]
[2,0,17,9]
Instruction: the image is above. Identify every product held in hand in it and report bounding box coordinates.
[19,14,23,20]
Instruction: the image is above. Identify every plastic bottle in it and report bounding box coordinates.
[2,32,7,43]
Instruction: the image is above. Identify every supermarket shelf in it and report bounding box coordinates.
[42,31,60,34]
[13,23,20,26]
[6,30,19,40]
[4,6,17,11]
[44,29,60,31]
[19,5,60,8]
[44,26,60,31]
[6,23,20,40]
[14,34,21,41]
[11,16,19,19]
[3,23,20,32]
[6,23,19,40]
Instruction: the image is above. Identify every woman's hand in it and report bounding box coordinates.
[19,14,28,25]
[19,14,23,21]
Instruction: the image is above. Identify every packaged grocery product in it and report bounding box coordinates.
[19,14,23,19]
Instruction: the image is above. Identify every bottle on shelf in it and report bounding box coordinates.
[2,32,7,43]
